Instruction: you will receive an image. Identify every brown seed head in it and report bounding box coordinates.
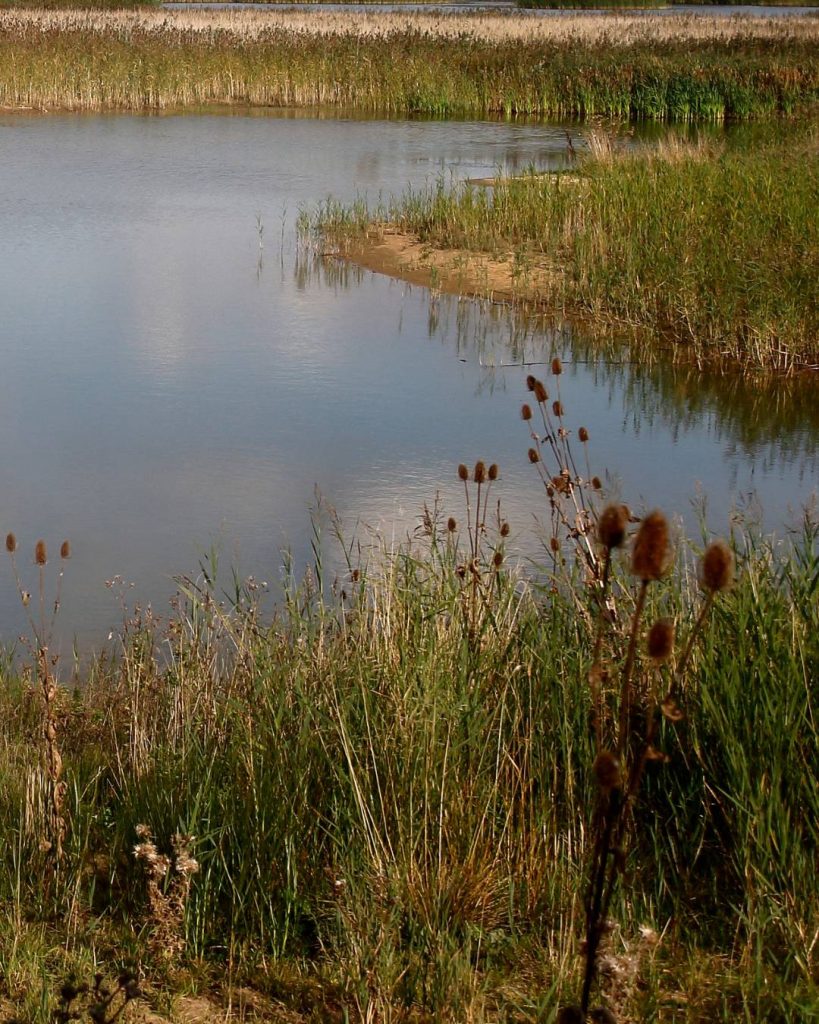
[592,476,602,490]
[598,504,628,550]
[457,464,469,482]
[551,357,563,376]
[473,460,486,484]
[488,463,498,481]
[447,517,457,533]
[632,510,671,582]
[5,533,16,554]
[500,521,510,538]
[521,403,532,421]
[533,379,548,404]
[578,426,589,443]
[552,401,564,417]
[647,618,675,663]
[493,550,503,568]
[525,374,536,392]
[550,536,560,553]
[528,448,540,464]
[593,751,621,792]
[35,540,47,566]
[700,540,734,594]
[60,540,71,560]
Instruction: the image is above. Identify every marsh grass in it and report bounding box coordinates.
[0,464,817,1019]
[314,132,819,368]
[0,8,816,117]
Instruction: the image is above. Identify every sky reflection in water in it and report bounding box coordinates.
[0,111,815,654]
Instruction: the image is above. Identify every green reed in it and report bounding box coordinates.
[0,17,816,119]
[315,134,818,368]
[0,487,817,1019]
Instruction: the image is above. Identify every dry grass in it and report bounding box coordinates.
[3,5,818,45]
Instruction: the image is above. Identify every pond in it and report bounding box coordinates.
[0,110,815,653]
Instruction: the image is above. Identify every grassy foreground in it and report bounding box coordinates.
[0,421,817,1020]
[310,134,819,369]
[0,8,817,118]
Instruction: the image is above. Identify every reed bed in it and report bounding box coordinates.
[1,8,817,117]
[313,134,819,368]
[0,492,816,1020]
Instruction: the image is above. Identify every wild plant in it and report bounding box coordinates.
[553,504,735,1020]
[132,824,199,963]
[4,533,71,876]
[53,971,142,1024]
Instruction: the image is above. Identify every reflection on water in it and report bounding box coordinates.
[0,110,815,654]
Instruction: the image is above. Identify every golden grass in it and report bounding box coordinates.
[3,5,818,45]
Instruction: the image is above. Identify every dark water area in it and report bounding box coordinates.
[0,110,815,655]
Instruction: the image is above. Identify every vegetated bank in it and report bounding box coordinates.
[0,8,817,116]
[0,444,817,1020]
[309,132,819,369]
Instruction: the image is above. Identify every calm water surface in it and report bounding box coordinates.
[0,111,816,652]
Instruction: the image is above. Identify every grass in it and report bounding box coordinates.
[309,132,819,369]
[0,405,817,1020]
[0,8,817,117]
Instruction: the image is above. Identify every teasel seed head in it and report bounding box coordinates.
[551,356,563,376]
[593,750,621,792]
[521,403,532,421]
[550,536,560,553]
[35,540,47,566]
[500,521,510,538]
[526,374,536,392]
[533,379,548,404]
[60,540,71,560]
[488,463,498,481]
[5,533,16,554]
[473,460,486,484]
[632,510,671,582]
[493,550,503,568]
[552,401,564,417]
[457,464,469,482]
[447,517,457,533]
[579,426,589,443]
[700,540,734,594]
[592,476,602,490]
[528,448,540,464]
[647,618,675,663]
[598,504,628,550]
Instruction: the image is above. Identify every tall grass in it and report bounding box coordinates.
[0,473,817,1018]
[0,8,817,117]
[313,134,818,368]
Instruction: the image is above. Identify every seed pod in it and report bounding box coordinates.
[521,403,532,421]
[700,540,734,594]
[593,750,621,792]
[35,540,47,566]
[60,540,71,560]
[493,550,503,568]
[598,504,628,550]
[500,521,510,538]
[473,461,486,483]
[533,379,548,404]
[550,536,559,553]
[447,517,457,533]
[457,464,469,481]
[552,401,564,417]
[528,448,540,464]
[551,357,563,375]
[5,533,16,554]
[632,510,671,582]
[647,618,675,663]
[525,374,536,392]
[592,476,602,490]
[578,426,589,443]
[488,463,498,481]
